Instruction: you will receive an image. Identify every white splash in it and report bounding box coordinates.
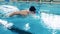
[41,12,60,30]
[0,5,20,17]
[24,23,30,31]
[0,19,13,28]
[0,5,20,12]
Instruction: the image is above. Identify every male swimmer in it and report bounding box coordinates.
[0,5,36,17]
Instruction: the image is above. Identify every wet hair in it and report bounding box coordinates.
[29,6,36,13]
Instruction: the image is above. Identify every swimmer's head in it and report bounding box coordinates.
[29,6,36,13]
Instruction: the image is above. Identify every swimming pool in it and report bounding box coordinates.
[0,2,60,34]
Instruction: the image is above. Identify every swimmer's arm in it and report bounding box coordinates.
[9,11,28,17]
[8,11,22,17]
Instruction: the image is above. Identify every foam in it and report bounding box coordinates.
[0,19,13,28]
[41,12,60,29]
[24,23,30,31]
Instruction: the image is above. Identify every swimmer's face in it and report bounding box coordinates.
[29,6,36,14]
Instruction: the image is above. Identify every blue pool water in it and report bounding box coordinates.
[0,2,60,34]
